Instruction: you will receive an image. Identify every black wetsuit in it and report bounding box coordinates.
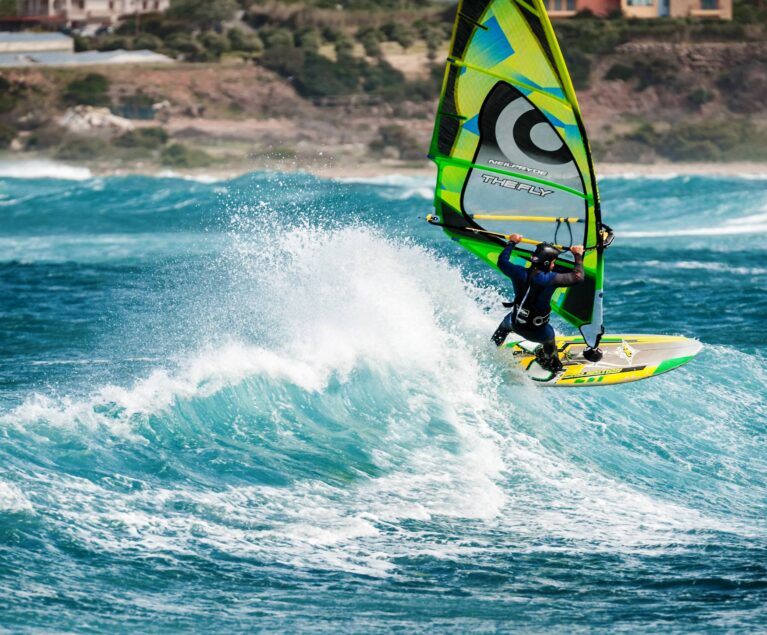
[492,241,584,365]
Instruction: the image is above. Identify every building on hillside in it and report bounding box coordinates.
[15,0,171,26]
[543,0,618,17]
[543,0,731,18]
[0,31,73,52]
[622,0,732,19]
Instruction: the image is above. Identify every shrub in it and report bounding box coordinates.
[424,26,444,62]
[605,63,633,81]
[54,136,109,161]
[115,127,169,149]
[370,124,423,160]
[624,119,767,162]
[321,26,343,44]
[716,61,767,114]
[262,28,294,50]
[360,59,406,97]
[563,49,591,90]
[97,35,134,51]
[604,55,683,91]
[360,29,383,58]
[690,21,746,41]
[121,92,156,108]
[73,34,90,52]
[227,28,264,53]
[166,33,208,61]
[167,0,238,30]
[199,31,231,59]
[687,88,712,110]
[0,123,16,149]
[24,125,67,150]
[134,33,163,50]
[297,28,322,53]
[261,44,306,78]
[296,51,361,97]
[161,143,212,167]
[0,77,19,114]
[62,74,110,107]
[334,36,355,61]
[554,20,621,55]
[392,23,417,50]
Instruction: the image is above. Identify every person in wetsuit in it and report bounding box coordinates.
[491,235,585,373]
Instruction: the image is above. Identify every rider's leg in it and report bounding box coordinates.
[491,312,515,347]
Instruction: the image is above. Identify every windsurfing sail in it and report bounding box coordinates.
[428,0,609,349]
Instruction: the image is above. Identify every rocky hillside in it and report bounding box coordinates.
[1,37,766,170]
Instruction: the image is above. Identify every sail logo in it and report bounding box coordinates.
[480,174,553,197]
[487,159,548,177]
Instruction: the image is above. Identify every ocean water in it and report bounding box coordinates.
[1,164,766,633]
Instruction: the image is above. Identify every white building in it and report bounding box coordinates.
[17,0,171,25]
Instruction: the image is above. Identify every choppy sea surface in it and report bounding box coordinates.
[1,163,766,633]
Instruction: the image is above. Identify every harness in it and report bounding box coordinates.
[513,268,551,328]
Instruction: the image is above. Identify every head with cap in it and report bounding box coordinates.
[530,242,561,271]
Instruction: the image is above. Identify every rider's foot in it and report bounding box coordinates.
[535,346,564,373]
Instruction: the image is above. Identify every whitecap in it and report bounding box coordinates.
[0,160,92,181]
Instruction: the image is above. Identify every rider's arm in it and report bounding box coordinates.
[497,234,522,278]
[497,241,517,278]
[551,248,584,287]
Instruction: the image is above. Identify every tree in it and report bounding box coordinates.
[167,0,238,30]
[62,74,111,107]
[297,28,322,53]
[360,30,383,59]
[424,26,443,62]
[227,28,263,54]
[200,31,230,59]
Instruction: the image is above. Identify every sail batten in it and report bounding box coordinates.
[429,0,606,347]
[448,60,573,107]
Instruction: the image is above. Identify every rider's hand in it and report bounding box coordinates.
[570,245,584,256]
[507,233,523,243]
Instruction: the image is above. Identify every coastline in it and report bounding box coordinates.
[1,155,767,182]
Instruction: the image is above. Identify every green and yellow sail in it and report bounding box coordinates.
[429,0,607,348]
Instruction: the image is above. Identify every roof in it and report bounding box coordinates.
[0,48,174,67]
[0,32,72,43]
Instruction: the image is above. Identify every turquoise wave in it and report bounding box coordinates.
[1,171,766,632]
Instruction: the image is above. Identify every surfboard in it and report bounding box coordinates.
[505,335,703,387]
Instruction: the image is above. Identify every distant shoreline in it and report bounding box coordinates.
[2,156,767,182]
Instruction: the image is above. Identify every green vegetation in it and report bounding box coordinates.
[369,124,423,160]
[24,125,67,151]
[271,0,431,8]
[227,28,264,54]
[161,143,213,167]
[624,120,767,161]
[115,127,169,149]
[602,55,683,91]
[0,77,19,114]
[0,123,16,149]
[260,42,440,102]
[563,50,591,90]
[53,136,109,161]
[734,0,767,24]
[0,0,16,14]
[167,0,238,30]
[62,74,111,107]
[687,88,713,110]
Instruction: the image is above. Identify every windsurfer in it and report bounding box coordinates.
[491,235,585,373]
